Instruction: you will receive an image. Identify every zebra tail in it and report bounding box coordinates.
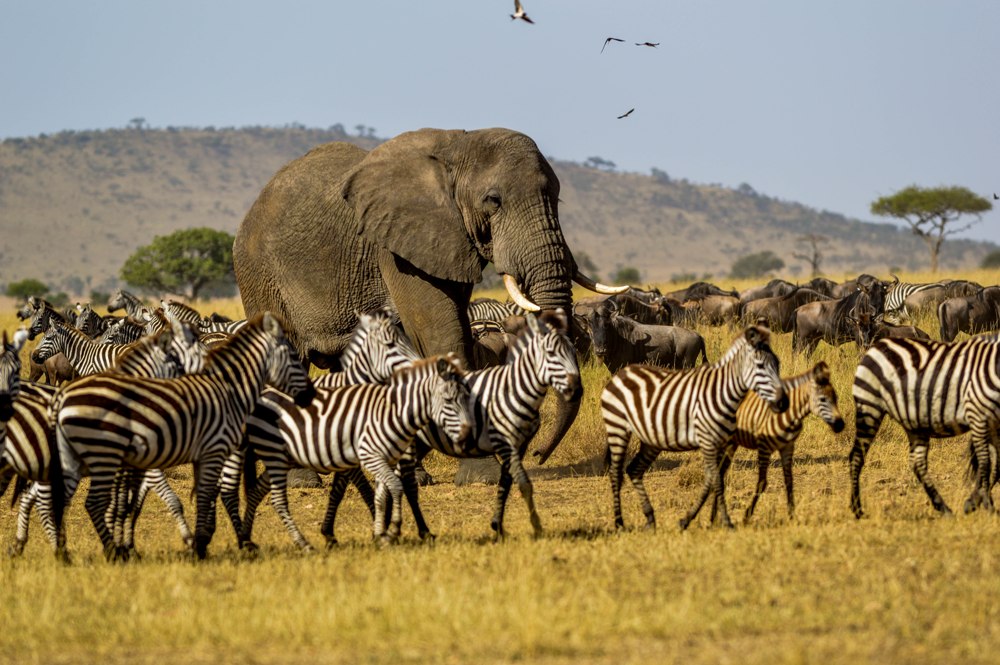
[243,445,259,498]
[46,415,67,536]
[9,475,28,508]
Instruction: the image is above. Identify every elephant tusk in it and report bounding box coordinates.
[502,274,541,312]
[573,271,630,295]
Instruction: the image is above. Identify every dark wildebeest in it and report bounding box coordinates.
[792,286,880,355]
[832,274,887,301]
[739,279,798,305]
[608,294,672,325]
[589,310,707,373]
[681,295,742,326]
[873,324,933,342]
[665,281,738,302]
[801,277,838,297]
[938,286,1000,342]
[743,288,831,333]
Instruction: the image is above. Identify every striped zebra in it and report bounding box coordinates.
[107,289,147,319]
[97,316,146,345]
[468,298,525,323]
[8,325,210,558]
[52,312,315,560]
[161,299,247,335]
[217,307,421,547]
[240,354,472,549]
[74,303,111,338]
[27,301,67,339]
[711,361,844,523]
[850,335,1000,518]
[883,276,941,325]
[601,324,788,530]
[399,309,580,539]
[0,329,29,419]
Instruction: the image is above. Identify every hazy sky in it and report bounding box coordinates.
[2,1,998,242]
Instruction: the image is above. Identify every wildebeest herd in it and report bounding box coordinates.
[2,270,1000,563]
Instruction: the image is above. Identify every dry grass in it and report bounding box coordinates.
[3,272,1000,664]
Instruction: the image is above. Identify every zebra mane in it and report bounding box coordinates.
[202,312,284,370]
[711,332,751,368]
[390,354,464,381]
[340,309,392,368]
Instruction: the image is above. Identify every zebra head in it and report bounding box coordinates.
[740,323,788,413]
[522,309,582,401]
[807,361,845,433]
[163,310,210,375]
[0,329,28,421]
[27,304,61,340]
[74,303,103,337]
[429,353,473,447]
[261,312,317,407]
[30,322,64,364]
[107,289,127,314]
[342,308,420,383]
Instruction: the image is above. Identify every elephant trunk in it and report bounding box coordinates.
[533,387,583,465]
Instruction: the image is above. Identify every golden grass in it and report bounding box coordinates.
[3,274,1000,664]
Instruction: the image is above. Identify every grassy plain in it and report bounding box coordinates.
[2,270,1000,664]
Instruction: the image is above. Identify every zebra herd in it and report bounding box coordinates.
[3,275,1000,563]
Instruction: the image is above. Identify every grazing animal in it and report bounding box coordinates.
[590,310,707,373]
[52,313,316,561]
[240,355,472,549]
[666,281,738,302]
[792,286,880,355]
[801,277,838,297]
[714,362,844,522]
[850,336,1000,518]
[681,295,741,326]
[738,279,798,305]
[468,298,524,324]
[743,288,830,333]
[937,286,1000,342]
[883,276,942,325]
[601,324,788,530]
[107,289,147,319]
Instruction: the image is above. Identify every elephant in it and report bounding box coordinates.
[233,127,622,463]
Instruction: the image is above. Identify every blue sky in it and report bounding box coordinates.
[2,1,998,242]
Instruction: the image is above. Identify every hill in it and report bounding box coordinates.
[0,126,992,295]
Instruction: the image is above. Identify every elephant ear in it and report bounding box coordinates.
[341,131,483,283]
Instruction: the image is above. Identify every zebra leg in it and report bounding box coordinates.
[745,449,772,523]
[365,458,405,544]
[266,469,314,552]
[82,469,120,560]
[217,450,245,545]
[605,427,630,530]
[240,470,272,549]
[850,402,883,519]
[626,444,661,530]
[349,466,377,518]
[491,456,516,540]
[779,444,795,519]
[682,447,730,530]
[397,450,435,540]
[110,470,130,560]
[492,446,541,539]
[964,424,996,514]
[906,434,951,515]
[11,483,39,557]
[192,459,227,560]
[320,472,352,548]
[143,469,194,548]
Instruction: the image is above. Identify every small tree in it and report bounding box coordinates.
[792,233,830,277]
[730,251,784,279]
[6,278,49,300]
[120,227,235,301]
[981,250,1000,269]
[611,266,641,285]
[871,185,992,273]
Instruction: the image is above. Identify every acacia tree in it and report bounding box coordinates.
[792,233,830,277]
[871,186,992,273]
[120,227,235,300]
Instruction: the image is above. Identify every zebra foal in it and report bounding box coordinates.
[601,323,788,530]
[851,335,1000,518]
[712,361,844,523]
[53,312,315,560]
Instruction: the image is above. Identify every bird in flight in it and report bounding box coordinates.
[617,108,635,119]
[511,0,534,23]
[636,41,660,47]
[994,193,999,200]
[601,37,625,53]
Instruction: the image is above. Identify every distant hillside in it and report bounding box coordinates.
[0,126,992,295]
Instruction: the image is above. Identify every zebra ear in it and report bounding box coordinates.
[262,312,285,339]
[526,312,540,334]
[12,328,28,352]
[812,361,830,383]
[744,325,768,346]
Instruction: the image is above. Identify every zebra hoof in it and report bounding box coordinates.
[419,531,436,544]
[678,517,691,531]
[376,534,396,547]
[963,499,977,514]
[324,537,338,549]
[54,548,72,566]
[8,541,25,558]
[302,544,317,555]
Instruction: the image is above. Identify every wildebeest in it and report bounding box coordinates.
[739,279,798,305]
[589,310,707,373]
[681,295,741,326]
[665,281,738,302]
[873,324,933,342]
[743,288,831,333]
[801,277,838,297]
[938,286,1000,342]
[792,286,880,355]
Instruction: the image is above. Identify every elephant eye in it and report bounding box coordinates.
[483,191,502,212]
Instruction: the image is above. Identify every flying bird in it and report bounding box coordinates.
[617,108,635,119]
[635,41,660,47]
[511,0,534,23]
[994,193,999,200]
[601,37,625,53]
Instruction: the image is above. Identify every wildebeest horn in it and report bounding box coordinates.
[573,271,629,295]
[502,275,541,313]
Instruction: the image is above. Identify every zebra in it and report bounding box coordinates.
[8,323,210,558]
[32,320,148,377]
[161,299,247,335]
[850,335,1000,519]
[107,289,147,320]
[398,309,581,540]
[27,301,68,339]
[711,361,844,523]
[468,298,525,323]
[239,354,472,549]
[0,329,29,420]
[74,303,111,338]
[883,276,941,325]
[217,307,421,547]
[601,323,788,530]
[96,316,146,345]
[52,312,316,560]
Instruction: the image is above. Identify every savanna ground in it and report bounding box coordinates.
[3,270,1000,664]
